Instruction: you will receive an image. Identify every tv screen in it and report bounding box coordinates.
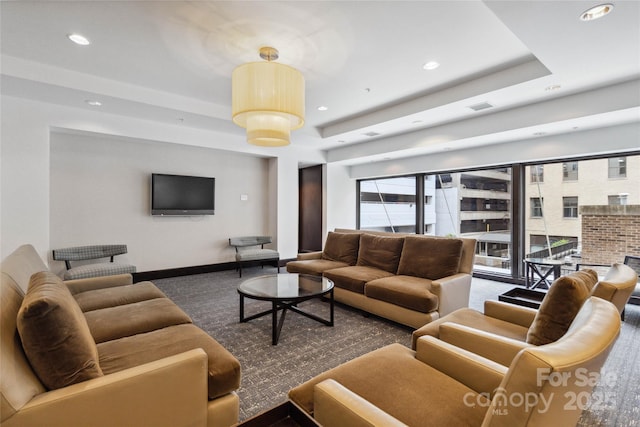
[151,173,215,215]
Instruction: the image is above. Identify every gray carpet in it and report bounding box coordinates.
[154,268,639,425]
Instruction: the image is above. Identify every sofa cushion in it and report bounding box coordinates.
[324,266,395,294]
[526,269,598,345]
[98,323,240,400]
[73,281,167,312]
[397,236,463,280]
[84,298,192,343]
[356,234,405,274]
[64,263,137,280]
[286,259,350,276]
[321,232,361,265]
[17,271,103,390]
[365,275,439,313]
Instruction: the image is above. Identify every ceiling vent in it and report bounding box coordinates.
[468,102,494,111]
[362,131,381,137]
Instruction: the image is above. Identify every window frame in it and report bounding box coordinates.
[530,197,543,218]
[562,196,579,218]
[608,157,627,178]
[355,151,639,284]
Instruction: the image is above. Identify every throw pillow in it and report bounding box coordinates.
[17,271,103,390]
[322,232,361,265]
[397,236,463,280]
[356,233,405,273]
[526,269,599,346]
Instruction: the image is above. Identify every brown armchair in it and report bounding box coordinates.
[290,297,621,427]
[411,263,637,365]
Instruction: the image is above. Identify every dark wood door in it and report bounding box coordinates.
[299,165,323,252]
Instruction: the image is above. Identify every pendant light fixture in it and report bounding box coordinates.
[232,47,305,147]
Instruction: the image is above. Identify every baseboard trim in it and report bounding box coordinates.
[133,258,296,281]
[133,262,237,281]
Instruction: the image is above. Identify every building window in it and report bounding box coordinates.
[530,165,544,183]
[563,197,578,218]
[609,194,630,205]
[563,162,578,181]
[608,157,627,178]
[531,197,543,217]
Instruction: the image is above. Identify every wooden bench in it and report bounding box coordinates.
[229,236,280,277]
[52,244,136,280]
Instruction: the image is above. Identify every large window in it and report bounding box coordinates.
[357,154,638,282]
[361,169,512,273]
[524,156,637,271]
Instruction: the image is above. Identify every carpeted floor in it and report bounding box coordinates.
[154,267,639,426]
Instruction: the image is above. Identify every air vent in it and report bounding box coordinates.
[362,131,381,137]
[468,102,494,111]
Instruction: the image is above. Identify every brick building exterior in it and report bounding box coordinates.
[580,205,640,264]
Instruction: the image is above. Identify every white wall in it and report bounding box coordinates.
[1,97,51,261]
[325,162,356,234]
[49,131,270,274]
[1,95,325,271]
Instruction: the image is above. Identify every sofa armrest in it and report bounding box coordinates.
[430,273,472,316]
[415,336,507,396]
[314,379,408,427]
[64,273,134,294]
[297,251,323,261]
[3,349,209,427]
[439,323,532,366]
[484,300,537,328]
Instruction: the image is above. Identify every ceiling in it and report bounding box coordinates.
[1,1,639,165]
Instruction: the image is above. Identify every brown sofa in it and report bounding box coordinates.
[289,296,620,427]
[287,229,476,328]
[1,244,241,427]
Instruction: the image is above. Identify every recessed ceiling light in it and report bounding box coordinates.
[423,61,440,71]
[68,33,91,45]
[580,4,614,21]
[317,106,328,111]
[545,84,561,91]
[84,100,102,106]
[362,131,381,137]
[468,102,493,111]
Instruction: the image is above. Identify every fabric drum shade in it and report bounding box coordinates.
[232,61,305,147]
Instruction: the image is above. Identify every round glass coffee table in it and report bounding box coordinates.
[238,273,334,345]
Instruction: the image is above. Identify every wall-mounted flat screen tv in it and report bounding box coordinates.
[151,173,215,215]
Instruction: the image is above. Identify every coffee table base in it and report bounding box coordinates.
[240,290,334,345]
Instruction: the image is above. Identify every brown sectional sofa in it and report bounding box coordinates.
[286,229,477,328]
[1,244,240,427]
